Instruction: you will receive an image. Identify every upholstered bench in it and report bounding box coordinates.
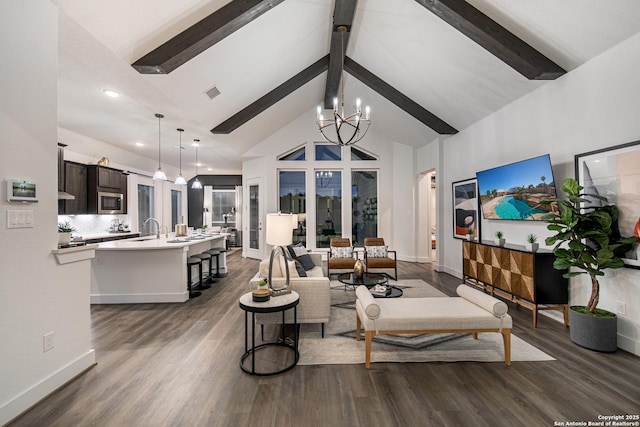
[355,284,513,368]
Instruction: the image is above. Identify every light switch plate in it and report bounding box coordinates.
[7,209,34,228]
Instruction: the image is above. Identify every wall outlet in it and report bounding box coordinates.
[43,331,54,352]
[616,301,627,315]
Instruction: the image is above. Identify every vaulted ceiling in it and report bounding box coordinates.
[58,0,640,174]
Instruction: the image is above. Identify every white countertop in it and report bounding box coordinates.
[80,232,138,240]
[96,233,226,251]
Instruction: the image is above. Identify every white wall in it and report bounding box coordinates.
[438,32,640,355]
[0,2,95,424]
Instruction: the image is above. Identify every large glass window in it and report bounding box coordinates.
[212,190,236,226]
[316,170,341,248]
[315,144,341,161]
[138,184,154,236]
[279,171,306,245]
[351,171,378,246]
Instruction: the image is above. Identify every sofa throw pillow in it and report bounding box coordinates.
[277,256,301,279]
[294,259,307,277]
[365,245,388,258]
[331,246,353,259]
[286,242,315,271]
[259,257,282,278]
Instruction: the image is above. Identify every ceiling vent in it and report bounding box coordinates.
[205,86,221,100]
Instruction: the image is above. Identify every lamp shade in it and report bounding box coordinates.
[265,213,295,246]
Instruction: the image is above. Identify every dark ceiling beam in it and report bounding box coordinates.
[414,0,565,80]
[211,55,329,134]
[345,57,458,134]
[324,0,358,109]
[132,0,285,74]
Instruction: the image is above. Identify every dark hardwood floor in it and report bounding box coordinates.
[9,251,639,427]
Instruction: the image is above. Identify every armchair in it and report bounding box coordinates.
[363,237,397,280]
[328,238,357,278]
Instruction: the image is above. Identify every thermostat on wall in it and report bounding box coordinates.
[6,179,38,203]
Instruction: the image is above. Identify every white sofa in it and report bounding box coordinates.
[249,253,330,337]
[355,284,513,368]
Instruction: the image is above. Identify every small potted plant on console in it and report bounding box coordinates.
[545,178,635,352]
[525,233,538,252]
[495,231,505,246]
[58,221,75,246]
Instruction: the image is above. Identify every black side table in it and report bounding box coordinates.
[238,291,299,375]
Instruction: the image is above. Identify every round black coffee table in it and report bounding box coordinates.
[337,273,403,298]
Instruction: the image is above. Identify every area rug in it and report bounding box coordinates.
[297,279,555,365]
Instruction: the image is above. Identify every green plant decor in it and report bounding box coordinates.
[545,178,636,314]
[58,221,75,233]
[496,231,504,239]
[526,233,537,243]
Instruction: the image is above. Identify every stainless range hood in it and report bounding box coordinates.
[58,143,75,200]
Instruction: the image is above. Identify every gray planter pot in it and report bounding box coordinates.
[569,306,617,352]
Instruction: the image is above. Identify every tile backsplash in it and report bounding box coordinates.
[58,214,131,236]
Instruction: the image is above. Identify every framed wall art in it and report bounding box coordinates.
[575,140,640,268]
[452,178,480,240]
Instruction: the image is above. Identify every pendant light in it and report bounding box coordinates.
[174,128,187,185]
[152,113,167,181]
[191,139,203,189]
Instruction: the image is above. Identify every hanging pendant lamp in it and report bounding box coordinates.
[191,139,203,189]
[174,128,187,185]
[315,26,371,146]
[152,113,167,180]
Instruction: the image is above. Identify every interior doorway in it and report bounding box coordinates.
[417,170,436,264]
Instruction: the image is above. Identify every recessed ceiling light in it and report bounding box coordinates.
[135,142,144,147]
[102,89,119,98]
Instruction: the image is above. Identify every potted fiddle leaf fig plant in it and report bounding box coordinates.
[545,178,636,352]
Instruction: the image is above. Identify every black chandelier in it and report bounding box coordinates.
[316,26,371,146]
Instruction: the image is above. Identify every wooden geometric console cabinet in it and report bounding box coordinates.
[463,241,568,328]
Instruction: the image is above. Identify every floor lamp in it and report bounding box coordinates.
[266,212,296,297]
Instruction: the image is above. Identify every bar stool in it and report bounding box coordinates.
[193,252,215,288]
[205,249,222,279]
[186,257,203,299]
[215,248,228,278]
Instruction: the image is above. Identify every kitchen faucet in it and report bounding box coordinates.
[143,217,161,239]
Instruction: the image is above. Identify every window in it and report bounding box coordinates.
[316,170,341,248]
[279,146,306,161]
[351,171,378,246]
[171,189,182,231]
[351,146,377,161]
[315,144,341,161]
[212,189,236,226]
[279,171,306,244]
[138,184,154,236]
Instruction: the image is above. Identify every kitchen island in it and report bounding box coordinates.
[91,234,227,304]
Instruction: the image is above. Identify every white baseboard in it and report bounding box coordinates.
[1,350,96,426]
[90,292,188,304]
[617,333,640,356]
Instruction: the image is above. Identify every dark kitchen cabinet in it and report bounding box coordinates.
[59,161,88,214]
[88,165,125,192]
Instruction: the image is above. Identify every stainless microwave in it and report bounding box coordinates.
[97,191,124,214]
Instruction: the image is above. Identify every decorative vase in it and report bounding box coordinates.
[353,259,365,279]
[568,307,617,352]
[525,242,539,252]
[58,232,71,246]
[467,234,474,241]
[495,238,505,247]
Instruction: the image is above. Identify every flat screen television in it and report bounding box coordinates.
[476,154,559,221]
